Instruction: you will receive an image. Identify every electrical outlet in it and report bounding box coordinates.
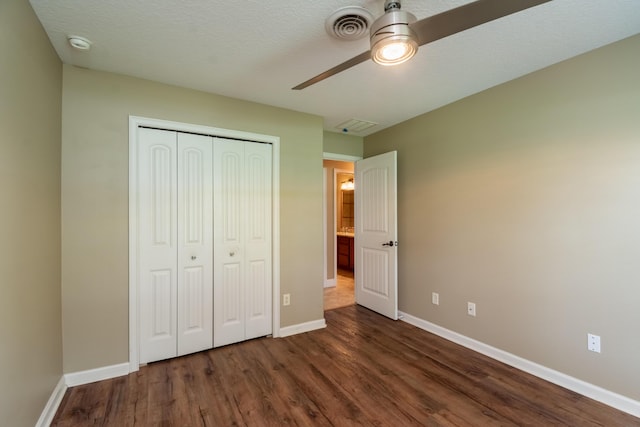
[432,292,439,305]
[467,302,476,317]
[587,333,601,353]
[283,293,291,306]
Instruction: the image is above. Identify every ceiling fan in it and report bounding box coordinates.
[293,0,552,90]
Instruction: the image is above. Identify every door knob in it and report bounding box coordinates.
[382,241,394,247]
[191,255,197,260]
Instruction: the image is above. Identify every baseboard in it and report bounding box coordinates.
[399,311,640,418]
[279,318,326,338]
[36,376,67,427]
[324,278,337,288]
[64,362,130,387]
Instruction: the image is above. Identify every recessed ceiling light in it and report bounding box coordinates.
[67,35,92,51]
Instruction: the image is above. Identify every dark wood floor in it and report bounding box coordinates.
[52,305,639,426]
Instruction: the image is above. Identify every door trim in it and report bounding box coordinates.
[322,167,335,288]
[323,152,361,162]
[128,115,280,372]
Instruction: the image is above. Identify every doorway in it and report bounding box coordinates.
[322,159,356,311]
[322,151,398,318]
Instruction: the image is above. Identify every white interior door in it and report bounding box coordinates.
[138,128,213,363]
[355,151,398,320]
[213,138,272,347]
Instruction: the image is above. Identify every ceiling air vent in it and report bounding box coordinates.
[335,118,378,134]
[325,7,374,41]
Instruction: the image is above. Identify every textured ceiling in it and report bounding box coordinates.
[29,0,640,136]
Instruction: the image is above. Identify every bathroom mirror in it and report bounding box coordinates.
[341,190,354,229]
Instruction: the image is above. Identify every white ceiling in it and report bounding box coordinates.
[29,0,640,136]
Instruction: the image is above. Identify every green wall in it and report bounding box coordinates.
[0,1,63,425]
[323,131,363,158]
[364,34,640,401]
[61,65,324,372]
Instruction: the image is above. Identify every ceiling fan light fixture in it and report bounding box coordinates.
[372,34,418,65]
[370,8,418,66]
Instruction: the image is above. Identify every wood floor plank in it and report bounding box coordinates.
[277,333,387,425]
[262,336,366,425]
[339,308,560,424]
[52,305,640,426]
[100,376,133,426]
[180,353,216,426]
[291,327,448,424]
[131,370,149,426]
[145,361,171,426]
[239,338,332,425]
[314,311,511,426]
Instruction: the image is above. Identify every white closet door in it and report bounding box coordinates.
[139,128,214,363]
[213,138,272,347]
[244,141,272,340]
[213,139,244,346]
[139,128,179,363]
[176,133,213,355]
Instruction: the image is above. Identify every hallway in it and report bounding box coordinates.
[324,269,354,311]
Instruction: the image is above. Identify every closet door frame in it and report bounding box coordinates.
[128,115,281,372]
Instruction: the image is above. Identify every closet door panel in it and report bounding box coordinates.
[138,128,178,363]
[246,259,267,320]
[213,140,245,347]
[149,270,173,336]
[219,149,242,244]
[244,143,273,339]
[218,262,242,332]
[177,133,213,355]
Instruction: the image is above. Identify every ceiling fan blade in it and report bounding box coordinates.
[292,51,371,90]
[411,0,552,46]
[293,0,552,90]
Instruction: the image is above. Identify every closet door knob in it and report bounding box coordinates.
[229,251,235,257]
[191,255,197,260]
